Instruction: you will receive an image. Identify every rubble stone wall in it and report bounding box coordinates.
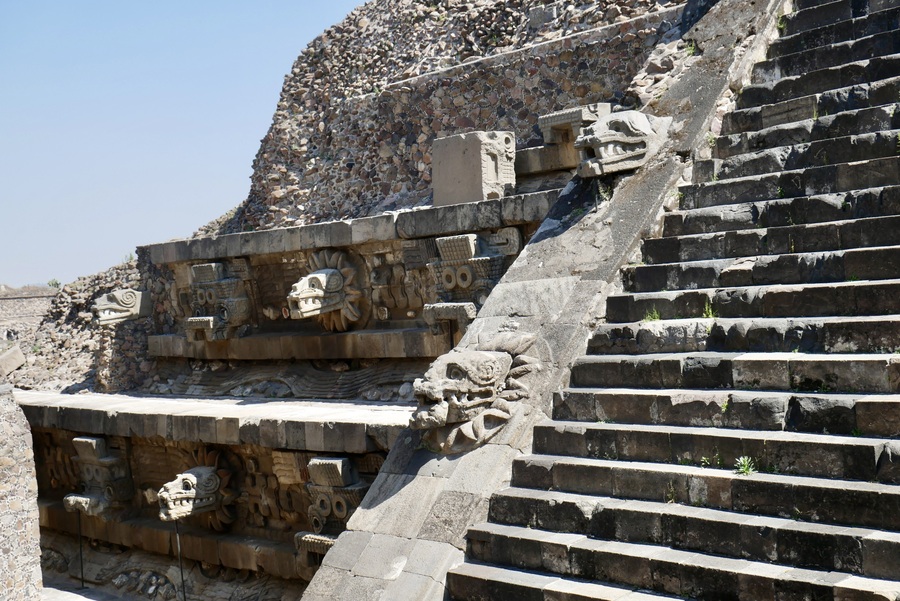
[208,3,684,234]
[0,296,53,322]
[0,384,42,600]
[9,260,156,394]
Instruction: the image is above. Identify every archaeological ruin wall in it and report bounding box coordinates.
[218,4,685,232]
[0,383,42,600]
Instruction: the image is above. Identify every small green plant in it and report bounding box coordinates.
[702,300,718,319]
[700,456,712,467]
[665,481,677,504]
[31,344,41,354]
[776,186,785,199]
[706,132,717,148]
[47,278,60,289]
[685,40,698,56]
[123,252,135,263]
[851,428,863,437]
[777,14,787,32]
[643,307,661,321]
[720,398,730,414]
[734,456,757,476]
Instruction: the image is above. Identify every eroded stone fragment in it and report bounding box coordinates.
[185,263,251,341]
[63,436,133,519]
[410,332,542,454]
[92,289,151,325]
[574,110,670,177]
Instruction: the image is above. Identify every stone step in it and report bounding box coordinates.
[714,104,900,161]
[721,75,900,136]
[569,352,900,393]
[510,455,900,530]
[647,215,900,264]
[792,0,892,14]
[623,245,900,293]
[604,279,900,323]
[736,53,900,111]
[465,522,900,599]
[553,388,900,437]
[781,0,863,37]
[532,420,893,481]
[447,561,682,601]
[770,2,900,57]
[487,487,900,579]
[662,186,900,237]
[679,156,900,211]
[695,129,900,184]
[755,28,900,84]
[588,315,900,355]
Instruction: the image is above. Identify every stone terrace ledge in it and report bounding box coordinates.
[142,191,556,265]
[16,389,412,454]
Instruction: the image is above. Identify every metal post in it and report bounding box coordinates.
[175,519,187,601]
[76,511,85,589]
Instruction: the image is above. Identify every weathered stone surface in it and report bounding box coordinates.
[432,131,516,206]
[0,385,41,600]
[0,344,25,376]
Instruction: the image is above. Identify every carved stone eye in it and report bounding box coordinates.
[218,306,229,323]
[448,366,465,380]
[182,480,193,491]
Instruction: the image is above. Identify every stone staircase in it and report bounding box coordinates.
[447,0,900,598]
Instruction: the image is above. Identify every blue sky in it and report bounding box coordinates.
[0,1,362,287]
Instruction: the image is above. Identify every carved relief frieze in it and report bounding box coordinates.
[430,227,520,307]
[304,457,369,534]
[63,436,133,519]
[410,332,542,454]
[184,262,252,341]
[34,431,80,493]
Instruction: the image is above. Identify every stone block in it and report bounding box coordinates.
[478,277,579,319]
[382,570,447,601]
[404,538,464,581]
[350,213,398,244]
[347,472,447,538]
[256,540,298,579]
[539,103,611,145]
[432,131,516,206]
[515,145,579,175]
[351,533,413,580]
[418,490,488,547]
[321,530,374,571]
[0,346,25,376]
[217,535,259,571]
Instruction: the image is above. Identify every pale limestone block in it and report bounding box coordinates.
[432,131,516,206]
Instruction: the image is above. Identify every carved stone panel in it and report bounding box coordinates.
[432,131,516,206]
[92,289,151,325]
[63,436,133,519]
[184,262,252,341]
